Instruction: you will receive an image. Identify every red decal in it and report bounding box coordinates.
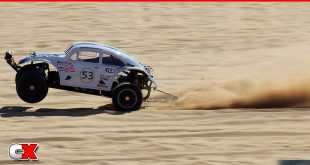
[57,61,75,73]
[21,144,38,160]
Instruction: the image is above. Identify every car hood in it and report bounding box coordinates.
[35,52,66,57]
[18,52,65,65]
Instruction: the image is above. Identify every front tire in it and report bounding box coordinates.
[112,84,142,111]
[16,71,48,103]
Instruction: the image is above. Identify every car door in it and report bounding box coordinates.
[97,53,126,91]
[59,49,102,90]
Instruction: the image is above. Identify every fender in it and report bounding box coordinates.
[117,66,157,89]
[19,57,53,65]
[18,54,63,69]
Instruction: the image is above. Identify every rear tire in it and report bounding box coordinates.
[15,65,37,84]
[15,72,21,84]
[112,84,142,111]
[16,71,48,103]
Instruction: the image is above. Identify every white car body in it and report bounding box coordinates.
[17,42,157,92]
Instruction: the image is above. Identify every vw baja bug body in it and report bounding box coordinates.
[4,42,157,111]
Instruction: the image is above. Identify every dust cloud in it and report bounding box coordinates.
[171,80,310,110]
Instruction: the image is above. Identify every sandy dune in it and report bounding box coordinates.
[1,3,310,164]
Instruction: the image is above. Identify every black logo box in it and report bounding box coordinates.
[279,160,310,165]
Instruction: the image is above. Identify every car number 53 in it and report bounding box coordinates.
[80,68,94,83]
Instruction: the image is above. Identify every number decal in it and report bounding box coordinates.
[80,68,95,83]
[81,71,88,79]
[88,72,94,80]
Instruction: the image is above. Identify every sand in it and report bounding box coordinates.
[1,2,310,164]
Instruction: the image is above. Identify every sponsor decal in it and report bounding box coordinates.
[97,74,111,89]
[100,74,111,82]
[99,80,105,85]
[97,84,108,88]
[57,61,75,72]
[105,68,115,73]
[80,68,95,83]
[9,143,39,161]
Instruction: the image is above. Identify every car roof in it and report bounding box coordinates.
[67,42,143,67]
[69,42,129,55]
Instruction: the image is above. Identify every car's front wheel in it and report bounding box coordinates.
[16,71,48,103]
[112,83,142,111]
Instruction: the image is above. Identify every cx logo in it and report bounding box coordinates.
[9,143,39,161]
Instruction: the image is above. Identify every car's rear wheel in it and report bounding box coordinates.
[16,71,48,103]
[15,65,37,83]
[15,72,22,84]
[112,84,142,111]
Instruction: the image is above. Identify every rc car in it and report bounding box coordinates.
[4,42,157,111]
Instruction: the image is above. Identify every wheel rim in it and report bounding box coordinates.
[117,89,137,109]
[23,79,40,96]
